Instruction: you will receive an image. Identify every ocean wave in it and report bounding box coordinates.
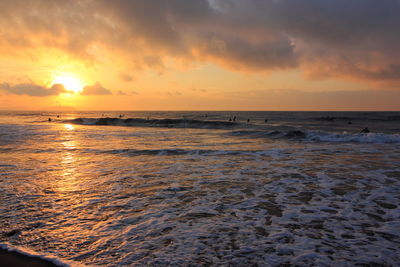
[230,130,400,144]
[306,131,400,144]
[97,148,282,157]
[230,130,307,139]
[314,115,400,122]
[66,117,238,129]
[314,116,354,122]
[64,117,400,144]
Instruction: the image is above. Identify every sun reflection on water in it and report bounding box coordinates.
[57,125,81,193]
[64,124,75,131]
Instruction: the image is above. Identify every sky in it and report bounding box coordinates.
[0,0,400,111]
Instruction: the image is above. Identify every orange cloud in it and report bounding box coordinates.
[81,82,112,95]
[0,82,67,96]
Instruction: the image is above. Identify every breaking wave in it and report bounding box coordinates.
[65,117,400,144]
[67,117,238,129]
[96,148,283,157]
[230,130,400,144]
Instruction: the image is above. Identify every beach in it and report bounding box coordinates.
[0,247,59,267]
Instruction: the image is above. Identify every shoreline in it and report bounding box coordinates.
[0,247,59,267]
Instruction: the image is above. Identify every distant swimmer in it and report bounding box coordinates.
[229,117,232,122]
[48,118,52,122]
[247,119,250,123]
[360,127,370,133]
[264,119,268,123]
[348,121,352,124]
[57,115,60,118]
[233,116,236,122]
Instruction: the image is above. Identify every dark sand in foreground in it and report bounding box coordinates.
[0,248,58,267]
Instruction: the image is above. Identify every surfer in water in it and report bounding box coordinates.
[360,127,370,133]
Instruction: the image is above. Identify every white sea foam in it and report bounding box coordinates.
[306,131,400,144]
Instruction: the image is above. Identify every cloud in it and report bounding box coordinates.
[81,82,112,95]
[166,91,182,97]
[0,0,399,86]
[119,73,134,82]
[0,82,66,96]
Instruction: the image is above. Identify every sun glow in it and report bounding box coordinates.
[53,73,85,93]
[64,124,75,130]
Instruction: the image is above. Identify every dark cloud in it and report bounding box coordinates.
[0,82,66,96]
[82,82,112,95]
[0,0,399,86]
[197,34,297,70]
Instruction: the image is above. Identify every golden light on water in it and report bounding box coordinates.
[64,124,75,131]
[53,73,85,94]
[58,126,80,193]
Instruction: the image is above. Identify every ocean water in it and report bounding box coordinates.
[0,111,399,266]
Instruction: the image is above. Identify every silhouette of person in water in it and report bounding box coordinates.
[264,119,268,123]
[247,119,250,123]
[48,118,52,122]
[360,127,370,133]
[229,117,232,122]
[233,116,236,122]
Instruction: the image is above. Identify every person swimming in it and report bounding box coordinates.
[48,118,52,122]
[360,127,370,133]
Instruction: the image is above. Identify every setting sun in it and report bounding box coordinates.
[53,74,84,94]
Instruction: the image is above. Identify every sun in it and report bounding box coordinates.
[53,73,84,93]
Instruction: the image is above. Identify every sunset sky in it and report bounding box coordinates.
[0,0,399,111]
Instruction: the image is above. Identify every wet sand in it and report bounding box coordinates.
[0,248,58,267]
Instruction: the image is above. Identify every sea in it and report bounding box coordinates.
[0,111,399,266]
